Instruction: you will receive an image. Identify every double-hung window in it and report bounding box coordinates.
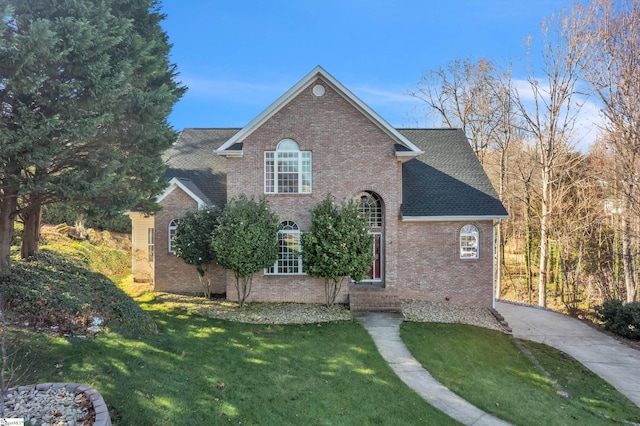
[460,224,479,259]
[266,221,304,274]
[265,139,311,194]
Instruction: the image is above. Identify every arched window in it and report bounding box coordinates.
[168,219,181,254]
[264,139,312,194]
[266,221,304,274]
[354,191,384,282]
[355,191,383,228]
[460,224,479,259]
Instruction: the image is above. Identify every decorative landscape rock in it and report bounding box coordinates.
[3,383,111,426]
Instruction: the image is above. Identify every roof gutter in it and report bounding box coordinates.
[215,149,243,157]
[401,215,509,222]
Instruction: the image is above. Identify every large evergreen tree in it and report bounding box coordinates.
[0,0,184,275]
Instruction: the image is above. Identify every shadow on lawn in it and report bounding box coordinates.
[38,302,456,425]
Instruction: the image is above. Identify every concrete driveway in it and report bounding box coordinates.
[496,301,640,408]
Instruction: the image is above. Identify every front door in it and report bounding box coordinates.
[364,232,382,281]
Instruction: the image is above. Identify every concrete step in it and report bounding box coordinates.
[349,288,400,312]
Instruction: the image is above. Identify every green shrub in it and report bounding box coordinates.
[595,299,640,340]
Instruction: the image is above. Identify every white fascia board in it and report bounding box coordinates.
[401,215,509,222]
[395,151,422,162]
[157,177,206,208]
[217,149,243,157]
[215,66,424,155]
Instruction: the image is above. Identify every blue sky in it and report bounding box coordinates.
[160,0,584,134]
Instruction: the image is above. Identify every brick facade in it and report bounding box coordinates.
[153,188,226,295]
[224,78,403,304]
[397,221,495,307]
[129,69,504,309]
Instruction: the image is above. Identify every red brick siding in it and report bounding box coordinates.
[225,77,401,303]
[155,188,227,295]
[397,221,494,307]
[153,78,496,308]
[226,275,350,305]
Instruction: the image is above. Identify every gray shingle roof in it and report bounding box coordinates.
[163,127,507,219]
[163,128,239,208]
[399,128,508,218]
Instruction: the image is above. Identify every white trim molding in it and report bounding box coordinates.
[157,177,207,209]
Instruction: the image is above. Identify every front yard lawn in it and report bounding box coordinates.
[28,298,458,425]
[401,322,640,426]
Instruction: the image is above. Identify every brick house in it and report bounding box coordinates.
[128,66,508,310]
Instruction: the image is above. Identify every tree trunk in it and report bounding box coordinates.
[621,212,637,302]
[495,149,506,300]
[538,167,551,307]
[524,194,533,304]
[21,204,42,259]
[0,190,18,277]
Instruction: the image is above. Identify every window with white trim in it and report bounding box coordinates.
[354,191,384,281]
[168,219,181,254]
[266,221,304,274]
[265,139,311,194]
[460,224,479,259]
[355,191,383,228]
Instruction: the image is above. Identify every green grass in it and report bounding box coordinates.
[28,300,458,425]
[6,228,640,425]
[3,231,456,424]
[400,322,640,425]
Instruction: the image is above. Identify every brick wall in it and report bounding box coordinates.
[225,76,401,303]
[152,76,497,308]
[154,188,227,295]
[397,220,495,307]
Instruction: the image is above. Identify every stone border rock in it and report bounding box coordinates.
[9,383,111,426]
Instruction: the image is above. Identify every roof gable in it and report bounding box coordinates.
[162,128,237,208]
[157,177,208,208]
[216,66,423,157]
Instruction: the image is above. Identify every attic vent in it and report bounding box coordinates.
[312,84,325,97]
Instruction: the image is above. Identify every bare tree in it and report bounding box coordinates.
[411,58,518,300]
[487,67,521,298]
[513,10,590,307]
[410,57,501,164]
[575,0,640,302]
[505,140,541,303]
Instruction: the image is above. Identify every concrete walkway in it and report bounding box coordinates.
[496,301,640,408]
[355,312,511,426]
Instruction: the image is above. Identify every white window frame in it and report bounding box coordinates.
[460,224,479,259]
[266,221,304,275]
[264,139,312,194]
[168,219,181,254]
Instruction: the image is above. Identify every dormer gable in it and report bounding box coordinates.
[157,177,209,209]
